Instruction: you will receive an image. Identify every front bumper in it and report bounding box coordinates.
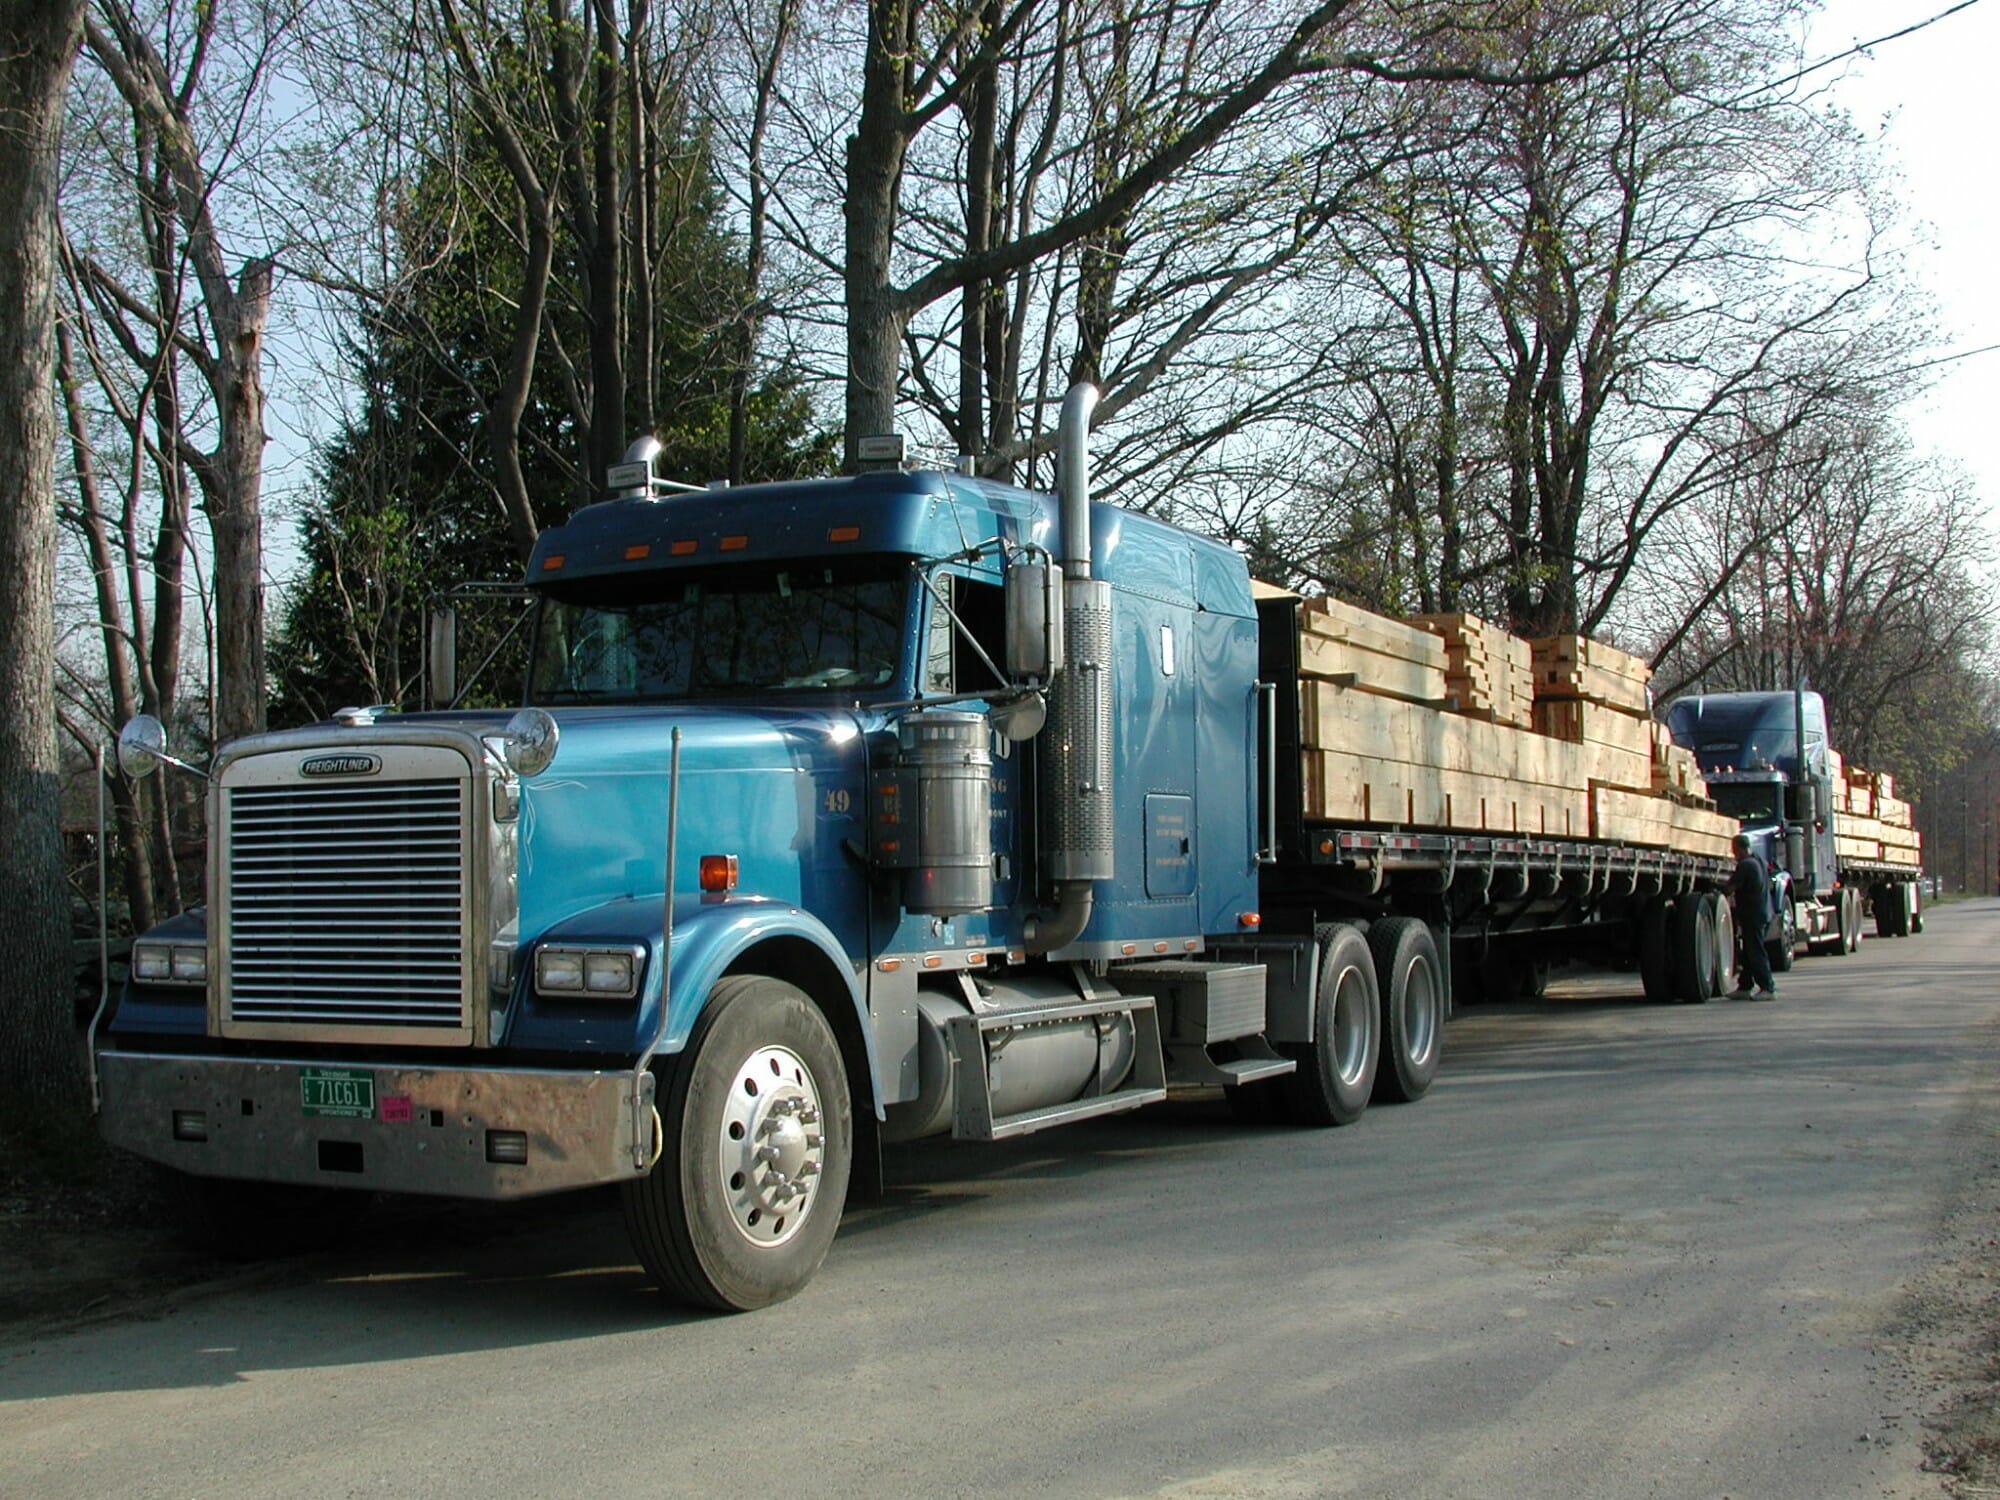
[97,1050,656,1200]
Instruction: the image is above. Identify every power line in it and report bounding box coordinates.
[1747,0,1987,100]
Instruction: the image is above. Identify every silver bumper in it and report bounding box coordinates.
[97,1050,656,1200]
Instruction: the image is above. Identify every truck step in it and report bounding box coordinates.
[947,984,1168,1142]
[1165,1041,1296,1091]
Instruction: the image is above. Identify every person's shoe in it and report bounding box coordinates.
[1730,986,1753,998]
[1752,988,1777,1000]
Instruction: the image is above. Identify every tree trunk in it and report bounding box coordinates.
[0,0,88,1132]
[843,0,915,470]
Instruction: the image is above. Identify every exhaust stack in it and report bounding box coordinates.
[1026,383,1112,954]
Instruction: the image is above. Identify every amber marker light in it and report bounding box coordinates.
[670,539,697,556]
[720,535,749,551]
[624,544,651,560]
[541,554,565,571]
[828,525,861,543]
[698,854,738,893]
[1238,912,1262,928]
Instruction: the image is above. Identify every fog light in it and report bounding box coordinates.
[172,1110,208,1142]
[486,1130,529,1165]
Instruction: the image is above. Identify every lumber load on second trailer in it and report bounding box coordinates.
[1830,754,1921,868]
[1285,592,1726,856]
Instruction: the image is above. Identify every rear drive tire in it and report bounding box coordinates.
[1278,923,1380,1126]
[1638,895,1675,1003]
[620,974,852,1312]
[1368,917,1444,1104]
[1844,887,1863,953]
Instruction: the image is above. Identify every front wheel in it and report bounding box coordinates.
[1767,903,1797,972]
[621,975,853,1312]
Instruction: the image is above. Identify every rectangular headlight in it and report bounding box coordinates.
[535,949,584,992]
[134,942,204,987]
[584,951,636,996]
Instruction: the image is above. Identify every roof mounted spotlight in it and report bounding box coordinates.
[855,433,906,473]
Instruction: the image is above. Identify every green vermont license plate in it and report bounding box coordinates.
[300,1067,376,1119]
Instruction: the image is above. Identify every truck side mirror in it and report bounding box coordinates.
[428,608,457,709]
[1004,560,1064,682]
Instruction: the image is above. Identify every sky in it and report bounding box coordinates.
[1807,0,2000,519]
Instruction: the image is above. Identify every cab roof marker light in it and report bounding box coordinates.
[828,526,861,543]
[720,535,748,551]
[624,544,651,560]
[670,540,697,556]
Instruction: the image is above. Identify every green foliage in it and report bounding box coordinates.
[272,100,836,728]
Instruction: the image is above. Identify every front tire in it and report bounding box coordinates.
[1368,917,1444,1104]
[1278,923,1380,1126]
[1767,902,1797,972]
[621,975,853,1312]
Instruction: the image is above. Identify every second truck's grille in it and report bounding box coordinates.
[226,779,467,1029]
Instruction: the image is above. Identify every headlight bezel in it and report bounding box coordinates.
[133,940,207,988]
[533,942,644,1002]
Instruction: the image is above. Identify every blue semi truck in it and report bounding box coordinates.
[96,385,1740,1310]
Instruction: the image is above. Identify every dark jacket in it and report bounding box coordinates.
[1729,854,1771,921]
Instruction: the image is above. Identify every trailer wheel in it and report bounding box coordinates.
[620,975,852,1312]
[1671,891,1718,1003]
[1277,923,1380,1127]
[1710,898,1736,997]
[1872,884,1904,939]
[1637,896,1674,1002]
[1368,918,1444,1104]
[1910,882,1925,934]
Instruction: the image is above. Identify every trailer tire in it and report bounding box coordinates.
[1368,918,1444,1104]
[1671,891,1718,1003]
[1911,882,1925,934]
[1844,887,1863,953]
[1710,898,1736,997]
[1873,884,1905,939]
[620,974,852,1312]
[1278,923,1380,1127]
[1638,896,1675,1003]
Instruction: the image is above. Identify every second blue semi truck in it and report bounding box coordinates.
[97,385,1749,1310]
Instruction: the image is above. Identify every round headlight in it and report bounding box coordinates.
[502,708,560,777]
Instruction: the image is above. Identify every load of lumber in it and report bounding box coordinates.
[1412,612,1533,728]
[1832,758,1922,868]
[1287,592,1730,855]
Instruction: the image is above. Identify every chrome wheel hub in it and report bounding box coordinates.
[717,1044,825,1248]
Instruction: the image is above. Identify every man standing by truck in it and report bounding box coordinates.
[1729,832,1777,999]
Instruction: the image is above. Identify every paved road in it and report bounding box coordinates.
[5,902,1997,1499]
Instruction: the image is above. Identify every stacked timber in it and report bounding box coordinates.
[1526,633,1735,852]
[1287,591,1733,855]
[1832,761,1923,869]
[1296,596,1447,705]
[1412,613,1534,727]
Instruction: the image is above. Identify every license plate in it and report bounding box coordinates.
[301,1067,376,1119]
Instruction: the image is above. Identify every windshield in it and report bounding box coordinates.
[527,559,909,704]
[1710,781,1780,824]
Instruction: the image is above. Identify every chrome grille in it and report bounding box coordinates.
[225,778,467,1030]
